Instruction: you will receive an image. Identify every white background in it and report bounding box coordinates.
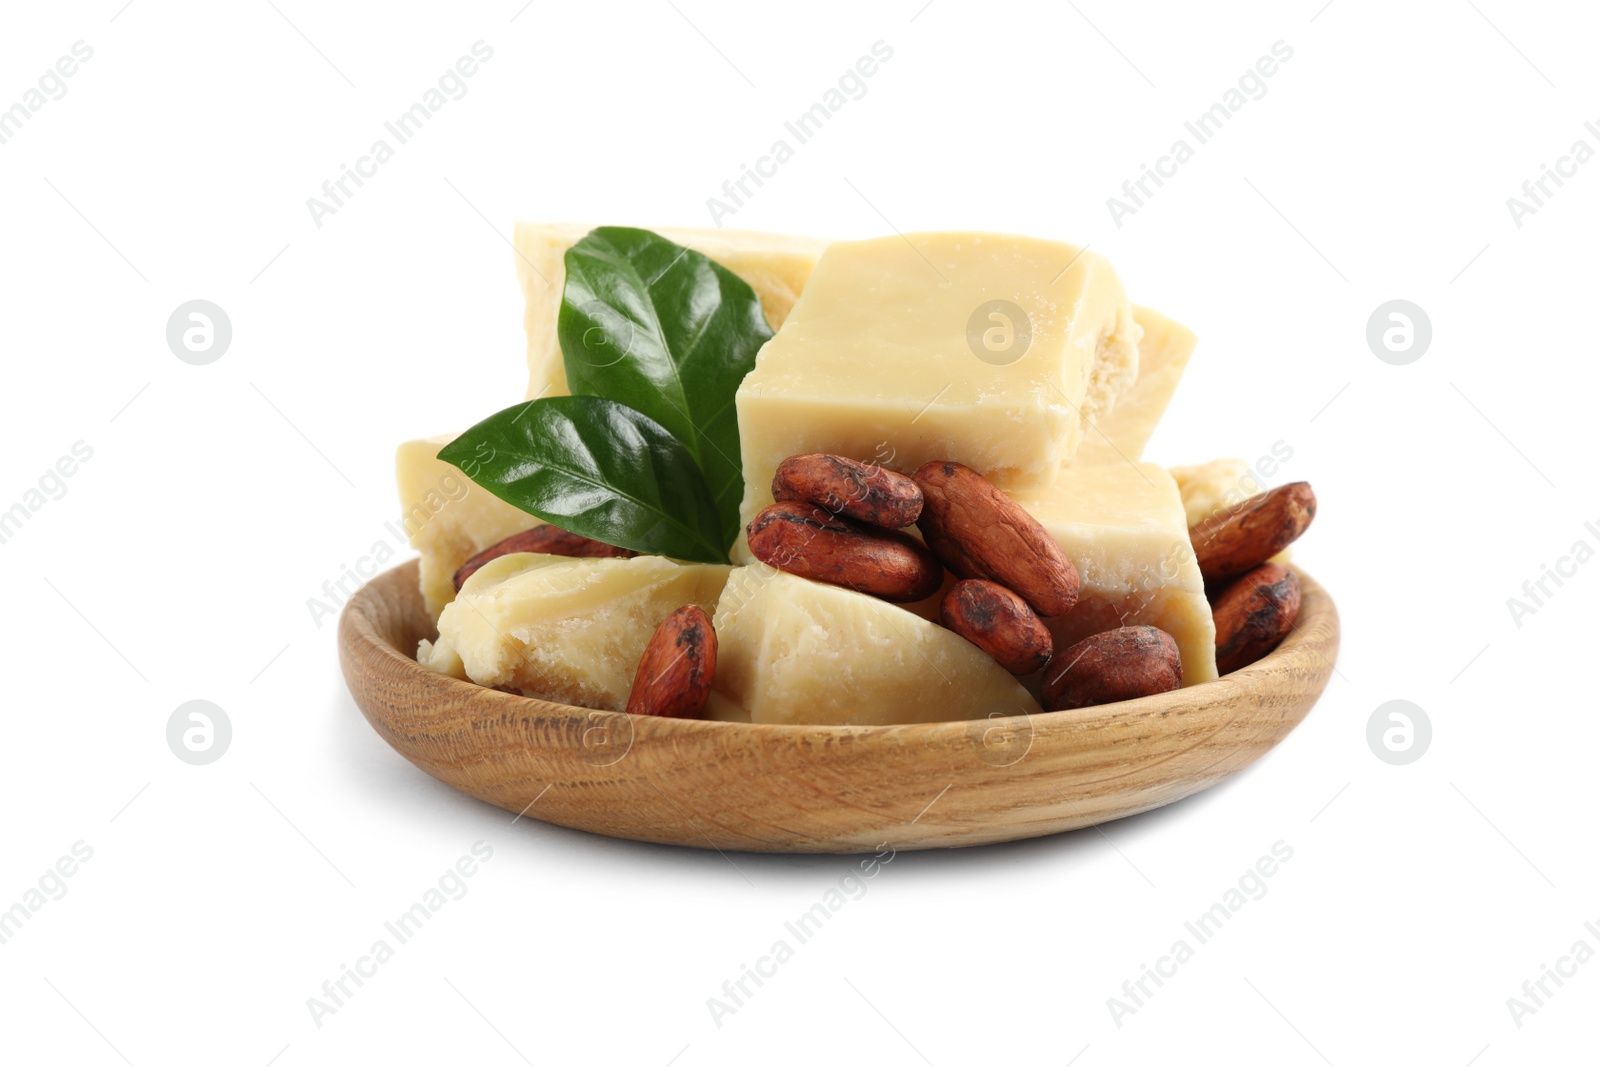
[1,1,1596,1063]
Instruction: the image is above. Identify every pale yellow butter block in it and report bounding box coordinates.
[733,233,1141,546]
[1010,463,1218,686]
[396,434,539,621]
[420,553,730,712]
[711,564,1040,726]
[1171,458,1256,527]
[1076,306,1198,465]
[514,223,830,401]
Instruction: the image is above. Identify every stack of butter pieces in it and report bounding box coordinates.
[403,225,1221,727]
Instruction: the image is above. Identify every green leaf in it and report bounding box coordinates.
[438,396,729,564]
[559,226,772,546]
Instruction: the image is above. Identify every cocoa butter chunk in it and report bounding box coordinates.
[711,564,1040,726]
[627,605,718,718]
[1188,482,1316,584]
[453,525,635,591]
[1042,626,1182,711]
[1006,462,1217,687]
[1212,563,1301,674]
[1074,306,1200,466]
[913,460,1079,617]
[772,453,923,528]
[420,554,729,712]
[940,579,1053,675]
[732,233,1141,538]
[397,433,541,620]
[746,501,943,603]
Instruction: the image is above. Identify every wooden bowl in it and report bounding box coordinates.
[340,560,1338,853]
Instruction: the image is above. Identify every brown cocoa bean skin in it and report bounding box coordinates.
[454,525,635,590]
[1042,626,1182,711]
[772,453,923,528]
[746,501,944,603]
[940,579,1053,674]
[913,460,1079,617]
[626,605,718,718]
[1212,563,1301,674]
[1189,482,1316,584]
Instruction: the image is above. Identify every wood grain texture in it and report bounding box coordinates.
[339,560,1339,854]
